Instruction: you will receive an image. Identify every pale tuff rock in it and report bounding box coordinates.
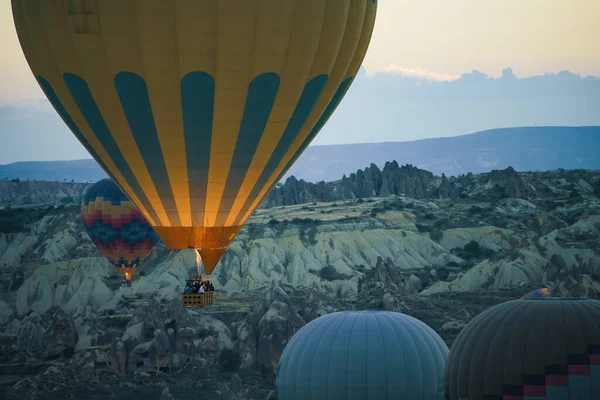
[440,321,465,332]
[4,318,21,336]
[439,226,520,252]
[578,178,595,194]
[37,228,78,264]
[122,322,145,342]
[131,250,198,300]
[0,233,38,269]
[554,274,600,298]
[0,181,89,206]
[74,323,96,352]
[16,257,114,316]
[42,307,77,358]
[257,299,305,370]
[538,215,600,270]
[421,249,547,295]
[194,315,234,351]
[17,319,45,353]
[497,198,538,214]
[234,321,257,368]
[219,229,461,295]
[0,299,13,324]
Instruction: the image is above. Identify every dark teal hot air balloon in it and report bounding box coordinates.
[445,298,600,400]
[276,310,449,400]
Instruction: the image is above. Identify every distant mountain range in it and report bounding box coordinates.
[0,159,106,183]
[284,126,600,182]
[0,126,598,183]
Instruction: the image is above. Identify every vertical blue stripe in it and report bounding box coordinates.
[385,313,424,399]
[404,315,448,397]
[286,315,332,399]
[241,77,353,220]
[214,73,280,226]
[114,72,181,226]
[376,313,408,398]
[83,178,129,205]
[181,72,215,225]
[38,77,109,177]
[63,73,160,225]
[294,314,338,400]
[287,77,354,170]
[309,314,349,399]
[366,313,387,399]
[346,314,367,400]
[37,77,132,199]
[231,74,328,225]
[327,314,357,400]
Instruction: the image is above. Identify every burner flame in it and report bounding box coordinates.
[195,250,202,274]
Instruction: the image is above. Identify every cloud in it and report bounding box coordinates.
[372,65,461,82]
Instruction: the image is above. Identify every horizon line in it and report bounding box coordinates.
[2,125,598,166]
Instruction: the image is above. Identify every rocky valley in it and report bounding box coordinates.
[0,163,599,399]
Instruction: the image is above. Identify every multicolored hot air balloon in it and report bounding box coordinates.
[11,0,377,277]
[276,311,449,399]
[82,179,159,281]
[445,298,600,400]
[521,287,551,299]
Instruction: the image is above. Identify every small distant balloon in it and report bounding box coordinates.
[81,179,159,280]
[521,287,551,299]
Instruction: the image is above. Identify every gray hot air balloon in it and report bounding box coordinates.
[445,298,600,400]
[276,310,449,400]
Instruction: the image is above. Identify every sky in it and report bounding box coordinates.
[0,0,599,163]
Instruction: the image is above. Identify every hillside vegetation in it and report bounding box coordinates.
[0,164,599,399]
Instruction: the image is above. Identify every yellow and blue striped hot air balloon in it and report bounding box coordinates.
[11,0,377,276]
[82,178,160,281]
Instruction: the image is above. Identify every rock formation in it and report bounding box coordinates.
[0,165,598,399]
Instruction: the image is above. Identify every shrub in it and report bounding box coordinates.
[310,265,351,281]
[0,207,51,233]
[463,240,481,256]
[430,230,443,242]
[61,196,74,204]
[219,348,242,373]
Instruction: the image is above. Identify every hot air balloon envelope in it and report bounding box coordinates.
[445,298,600,399]
[12,0,377,275]
[276,310,449,400]
[521,287,551,299]
[82,179,159,280]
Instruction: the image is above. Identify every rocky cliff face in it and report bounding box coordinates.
[261,163,592,208]
[0,166,599,399]
[0,181,91,207]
